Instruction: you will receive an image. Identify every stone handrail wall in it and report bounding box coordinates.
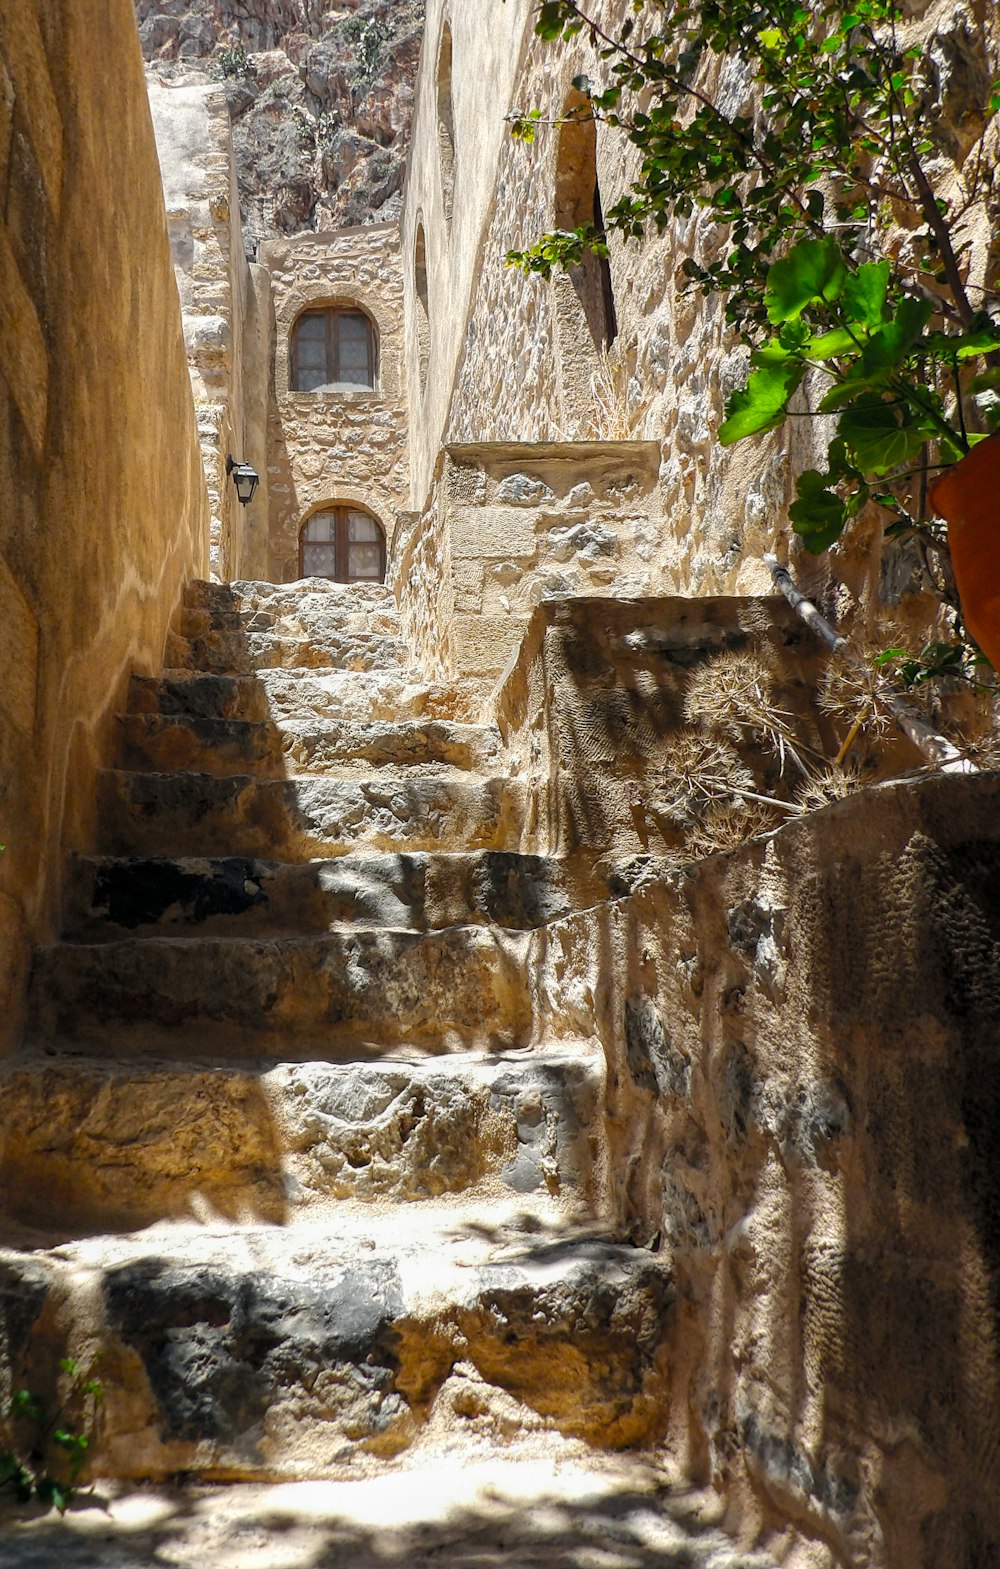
[524,765,1000,1566]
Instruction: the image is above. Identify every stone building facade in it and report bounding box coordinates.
[260,222,409,583]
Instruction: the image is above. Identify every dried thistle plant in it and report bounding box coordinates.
[793,764,865,815]
[685,799,779,857]
[953,727,1000,770]
[648,735,759,830]
[683,651,818,778]
[816,655,895,746]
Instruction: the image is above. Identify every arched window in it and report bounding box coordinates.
[437,23,456,223]
[414,223,430,395]
[291,307,377,392]
[299,506,386,583]
[554,95,618,350]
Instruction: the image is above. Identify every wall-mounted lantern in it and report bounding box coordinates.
[226,454,260,507]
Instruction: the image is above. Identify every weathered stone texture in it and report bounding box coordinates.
[260,225,409,581]
[526,771,1000,1566]
[0,0,209,1055]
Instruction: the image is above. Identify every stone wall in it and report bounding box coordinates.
[147,75,269,580]
[260,222,409,582]
[489,593,998,1565]
[443,440,663,691]
[401,0,535,511]
[0,0,209,1054]
[526,770,1000,1568]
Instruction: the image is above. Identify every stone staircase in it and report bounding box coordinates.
[1,577,689,1495]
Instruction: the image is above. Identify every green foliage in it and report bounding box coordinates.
[217,44,249,79]
[341,15,388,79]
[875,639,995,689]
[0,1359,103,1514]
[510,0,1000,554]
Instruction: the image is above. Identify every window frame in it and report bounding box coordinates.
[290,307,378,393]
[298,505,387,584]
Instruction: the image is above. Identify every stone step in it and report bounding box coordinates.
[96,770,526,858]
[65,850,629,940]
[184,576,397,617]
[29,926,538,1057]
[178,602,402,642]
[0,1464,780,1569]
[115,713,501,779]
[164,625,408,675]
[128,668,477,724]
[0,1216,672,1478]
[0,1049,604,1233]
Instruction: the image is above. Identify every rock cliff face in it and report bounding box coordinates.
[135,1,425,250]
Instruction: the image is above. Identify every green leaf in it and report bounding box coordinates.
[765,237,848,323]
[860,297,934,375]
[838,396,926,473]
[842,260,890,328]
[805,327,859,359]
[719,359,805,444]
[9,1390,42,1422]
[924,324,1000,360]
[789,470,848,552]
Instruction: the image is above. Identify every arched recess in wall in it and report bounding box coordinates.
[552,90,618,426]
[413,222,431,396]
[299,503,387,583]
[437,22,456,224]
[290,304,379,392]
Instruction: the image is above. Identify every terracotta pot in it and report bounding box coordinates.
[928,430,1000,671]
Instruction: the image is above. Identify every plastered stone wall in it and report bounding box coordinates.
[147,75,269,580]
[526,770,1000,1568]
[0,0,209,1054]
[260,223,409,583]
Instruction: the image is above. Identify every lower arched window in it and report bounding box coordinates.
[299,506,386,583]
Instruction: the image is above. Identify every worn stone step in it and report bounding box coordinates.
[184,576,397,617]
[0,1217,672,1478]
[30,926,537,1057]
[178,602,402,643]
[96,770,526,858]
[65,850,631,940]
[0,1464,781,1569]
[115,713,501,779]
[0,1049,604,1233]
[128,668,477,724]
[164,625,408,675]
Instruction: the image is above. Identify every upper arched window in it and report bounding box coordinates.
[291,307,377,392]
[554,95,618,350]
[414,223,430,395]
[300,505,386,583]
[437,24,456,223]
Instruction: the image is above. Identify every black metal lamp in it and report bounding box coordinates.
[226,454,260,506]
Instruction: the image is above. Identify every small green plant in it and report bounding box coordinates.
[0,1359,103,1514]
[217,43,250,79]
[342,16,388,80]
